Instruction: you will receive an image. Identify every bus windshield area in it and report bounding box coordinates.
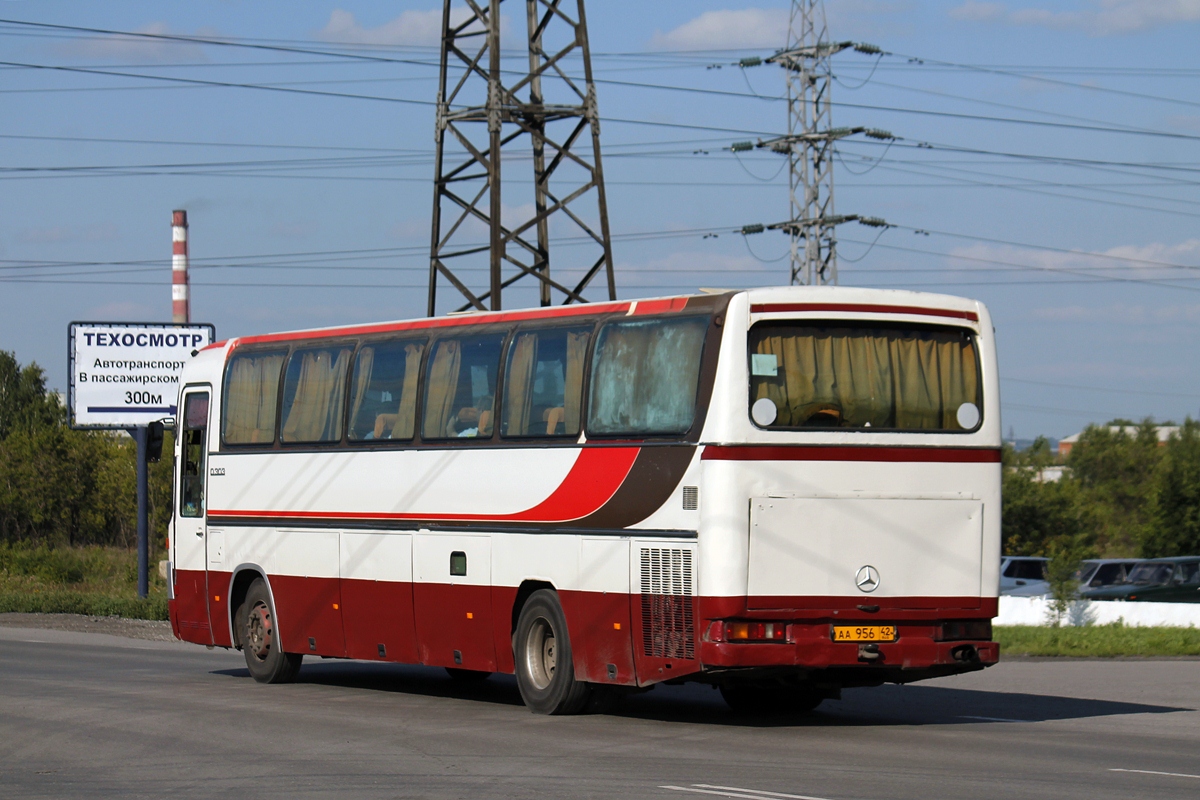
[748,323,981,432]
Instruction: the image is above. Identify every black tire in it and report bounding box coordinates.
[241,578,302,684]
[720,681,825,715]
[445,668,491,682]
[513,589,591,714]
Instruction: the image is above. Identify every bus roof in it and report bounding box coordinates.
[223,285,984,351]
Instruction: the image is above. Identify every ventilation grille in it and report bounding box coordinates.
[682,486,699,511]
[639,547,695,660]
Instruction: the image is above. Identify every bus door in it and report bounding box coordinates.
[413,532,496,671]
[172,389,213,644]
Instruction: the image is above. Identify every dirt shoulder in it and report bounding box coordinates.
[0,613,175,642]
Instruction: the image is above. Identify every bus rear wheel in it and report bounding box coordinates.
[720,681,825,715]
[513,589,591,715]
[241,579,302,684]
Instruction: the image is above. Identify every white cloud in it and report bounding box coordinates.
[648,3,909,51]
[1030,302,1200,323]
[947,237,1200,275]
[55,22,208,63]
[318,8,477,46]
[649,9,791,51]
[949,0,1200,35]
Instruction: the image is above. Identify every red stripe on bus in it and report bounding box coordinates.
[234,301,636,347]
[701,445,1001,463]
[750,302,979,322]
[633,297,689,315]
[207,446,641,524]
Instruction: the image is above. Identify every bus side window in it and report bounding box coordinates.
[422,332,506,440]
[348,338,426,441]
[223,350,286,445]
[501,326,591,438]
[587,316,708,436]
[280,345,353,443]
[180,393,209,517]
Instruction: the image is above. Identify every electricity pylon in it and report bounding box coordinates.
[428,0,615,314]
[768,0,853,286]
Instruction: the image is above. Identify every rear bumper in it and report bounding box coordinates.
[693,596,999,680]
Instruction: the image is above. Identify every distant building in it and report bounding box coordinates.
[1058,426,1180,457]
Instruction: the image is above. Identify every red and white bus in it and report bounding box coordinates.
[168,286,1001,714]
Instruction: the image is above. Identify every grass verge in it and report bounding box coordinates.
[0,590,167,620]
[996,624,1200,657]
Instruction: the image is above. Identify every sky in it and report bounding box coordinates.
[1,0,1199,440]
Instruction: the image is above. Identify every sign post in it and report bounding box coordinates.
[68,322,216,598]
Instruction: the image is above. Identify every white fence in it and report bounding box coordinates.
[996,595,1200,627]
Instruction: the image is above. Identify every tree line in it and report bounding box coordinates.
[0,351,172,550]
[2,349,1199,560]
[1004,419,1200,561]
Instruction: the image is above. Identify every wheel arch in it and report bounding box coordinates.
[225,564,275,649]
[510,579,556,650]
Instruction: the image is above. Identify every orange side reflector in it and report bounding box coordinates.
[466,612,474,619]
[613,622,621,630]
[213,596,220,602]
[333,603,339,610]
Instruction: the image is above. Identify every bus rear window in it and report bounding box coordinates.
[748,324,981,432]
[588,316,708,436]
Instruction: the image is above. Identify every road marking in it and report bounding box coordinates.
[1110,768,1200,780]
[958,715,1029,723]
[661,784,836,800]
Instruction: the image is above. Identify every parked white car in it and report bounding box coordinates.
[1000,556,1050,596]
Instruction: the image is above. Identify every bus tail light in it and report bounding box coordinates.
[709,620,787,643]
[938,620,992,641]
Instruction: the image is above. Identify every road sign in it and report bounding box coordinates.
[68,321,216,429]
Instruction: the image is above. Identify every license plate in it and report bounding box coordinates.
[832,625,897,643]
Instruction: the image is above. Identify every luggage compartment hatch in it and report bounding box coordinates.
[747,497,983,610]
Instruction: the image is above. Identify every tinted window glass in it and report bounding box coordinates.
[223,350,285,445]
[422,332,505,439]
[502,326,591,437]
[1128,562,1173,586]
[348,339,425,441]
[280,345,353,443]
[748,324,980,431]
[1004,559,1046,580]
[588,316,708,436]
[180,393,209,518]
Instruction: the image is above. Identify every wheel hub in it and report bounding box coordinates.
[246,601,273,660]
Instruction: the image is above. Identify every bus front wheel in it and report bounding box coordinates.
[241,579,303,684]
[513,589,591,714]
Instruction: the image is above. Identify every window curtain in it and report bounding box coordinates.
[392,343,424,439]
[347,347,374,436]
[563,331,588,435]
[224,353,284,444]
[423,340,461,438]
[281,348,350,442]
[504,333,537,435]
[753,328,978,430]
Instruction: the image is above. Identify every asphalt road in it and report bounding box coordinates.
[1,625,1198,800]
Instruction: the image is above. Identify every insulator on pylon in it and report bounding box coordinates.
[865,129,895,140]
[730,141,755,152]
[740,224,766,235]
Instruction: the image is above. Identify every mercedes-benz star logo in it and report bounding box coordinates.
[855,565,880,593]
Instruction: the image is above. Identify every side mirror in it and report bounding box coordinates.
[147,421,165,463]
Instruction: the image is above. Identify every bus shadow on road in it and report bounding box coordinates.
[211,663,1190,726]
[212,661,528,707]
[610,682,1191,728]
